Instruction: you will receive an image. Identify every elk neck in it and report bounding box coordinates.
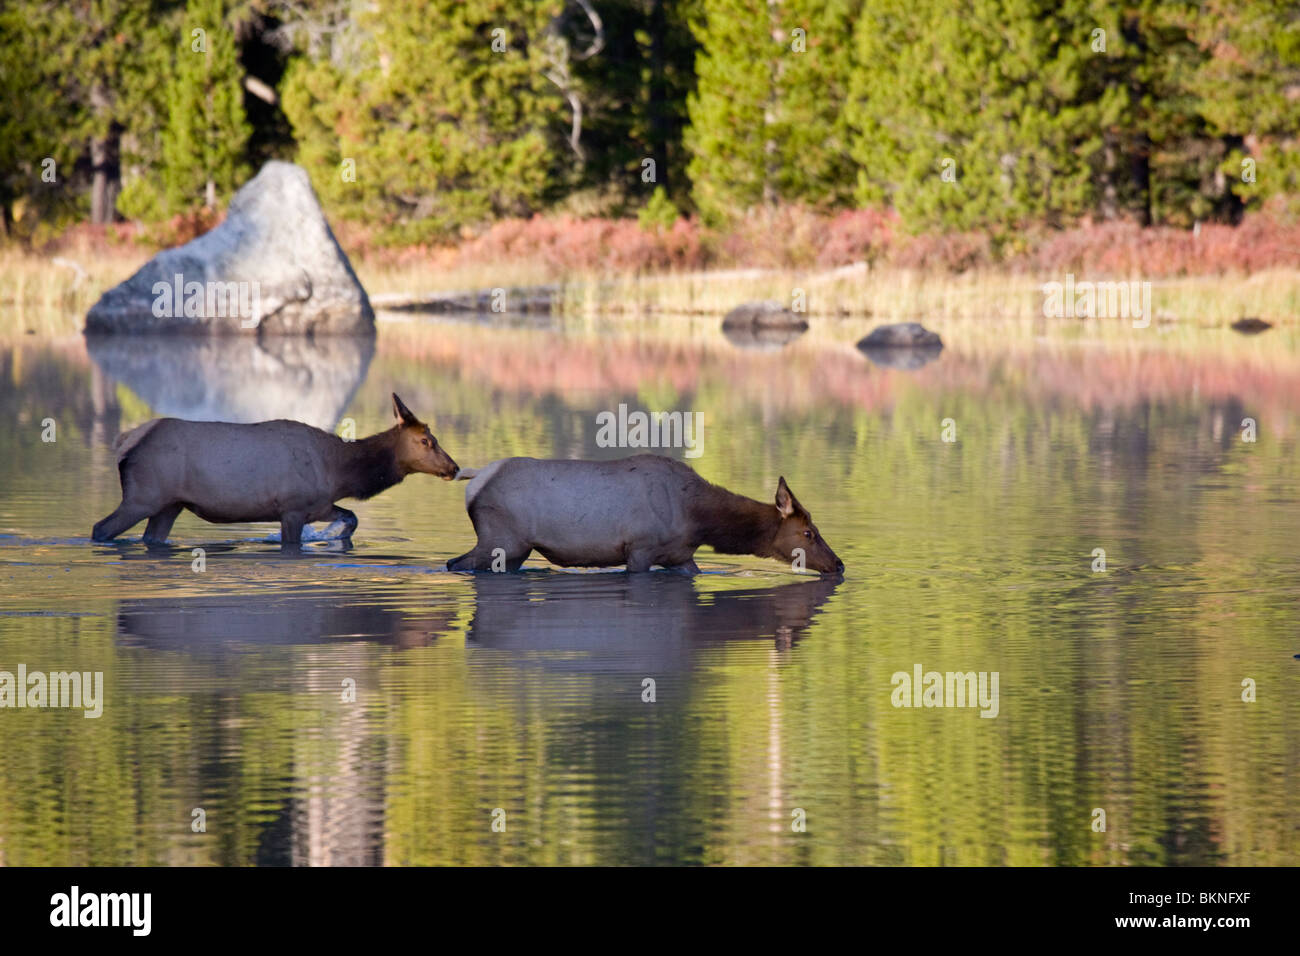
[333,427,406,501]
[688,482,781,558]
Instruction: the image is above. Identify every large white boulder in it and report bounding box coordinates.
[85,162,374,335]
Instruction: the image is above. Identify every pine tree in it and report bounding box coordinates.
[685,0,861,226]
[1080,0,1218,227]
[0,2,78,234]
[282,0,565,241]
[1187,0,1300,217]
[684,0,781,225]
[162,0,250,213]
[773,0,860,206]
[0,0,182,230]
[847,0,1109,237]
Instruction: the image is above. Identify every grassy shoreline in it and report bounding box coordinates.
[3,245,1297,338]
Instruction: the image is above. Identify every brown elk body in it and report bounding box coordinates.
[447,455,843,575]
[92,394,457,546]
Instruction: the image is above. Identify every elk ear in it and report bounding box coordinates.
[391,393,418,426]
[775,476,797,518]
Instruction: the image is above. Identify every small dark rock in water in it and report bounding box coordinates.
[721,301,809,332]
[856,322,943,349]
[1230,317,1273,334]
[856,322,943,370]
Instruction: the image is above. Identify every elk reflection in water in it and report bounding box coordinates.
[112,586,459,651]
[464,572,840,664]
[111,574,839,662]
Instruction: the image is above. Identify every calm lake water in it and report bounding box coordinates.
[0,313,1297,865]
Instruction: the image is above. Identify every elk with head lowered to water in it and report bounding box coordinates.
[446,455,843,575]
[91,394,459,546]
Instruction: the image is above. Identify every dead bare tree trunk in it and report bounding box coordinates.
[542,0,605,165]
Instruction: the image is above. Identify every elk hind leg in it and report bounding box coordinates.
[447,537,531,572]
[92,501,154,542]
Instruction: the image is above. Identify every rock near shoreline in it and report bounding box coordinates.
[85,162,374,335]
[721,301,809,331]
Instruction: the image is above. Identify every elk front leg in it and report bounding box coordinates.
[624,549,655,573]
[279,511,307,549]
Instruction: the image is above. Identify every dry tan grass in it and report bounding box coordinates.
[0,245,151,337]
[569,265,1300,325]
[362,257,1300,331]
[2,245,1296,338]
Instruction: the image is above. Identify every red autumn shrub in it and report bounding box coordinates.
[1023,216,1300,276]
[51,201,1290,281]
[889,230,995,272]
[816,208,897,268]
